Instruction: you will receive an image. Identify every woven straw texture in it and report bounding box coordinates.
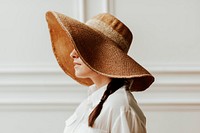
[45,11,154,91]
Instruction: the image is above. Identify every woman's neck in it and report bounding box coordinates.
[90,74,111,89]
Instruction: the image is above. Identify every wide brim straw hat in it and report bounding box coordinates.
[45,11,154,91]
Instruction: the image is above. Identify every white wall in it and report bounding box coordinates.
[0,0,200,133]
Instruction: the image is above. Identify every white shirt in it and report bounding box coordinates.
[63,84,146,133]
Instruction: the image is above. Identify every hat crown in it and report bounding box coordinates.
[86,13,133,53]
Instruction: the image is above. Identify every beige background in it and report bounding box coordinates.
[0,0,200,133]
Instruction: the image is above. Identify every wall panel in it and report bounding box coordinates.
[0,0,199,133]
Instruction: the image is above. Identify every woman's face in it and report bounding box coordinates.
[70,49,96,78]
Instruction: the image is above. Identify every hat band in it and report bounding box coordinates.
[86,19,129,53]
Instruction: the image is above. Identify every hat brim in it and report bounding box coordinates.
[45,11,154,91]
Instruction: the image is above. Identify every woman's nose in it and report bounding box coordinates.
[70,49,79,59]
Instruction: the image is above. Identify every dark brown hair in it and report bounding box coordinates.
[88,78,131,127]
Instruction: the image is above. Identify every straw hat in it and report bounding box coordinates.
[45,11,154,91]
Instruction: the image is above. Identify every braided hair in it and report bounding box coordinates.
[88,78,131,127]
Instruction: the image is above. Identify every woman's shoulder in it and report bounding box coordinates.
[105,86,133,110]
[103,86,146,123]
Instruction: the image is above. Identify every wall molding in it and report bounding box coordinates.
[102,0,109,12]
[0,65,199,111]
[0,65,199,86]
[103,0,115,14]
[0,99,199,111]
[1,65,199,73]
[77,0,86,22]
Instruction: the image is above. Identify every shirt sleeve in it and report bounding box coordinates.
[111,107,146,133]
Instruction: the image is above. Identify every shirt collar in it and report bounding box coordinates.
[87,84,108,108]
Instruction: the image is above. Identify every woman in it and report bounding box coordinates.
[45,11,154,133]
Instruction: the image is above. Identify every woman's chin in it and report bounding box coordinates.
[75,73,87,78]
